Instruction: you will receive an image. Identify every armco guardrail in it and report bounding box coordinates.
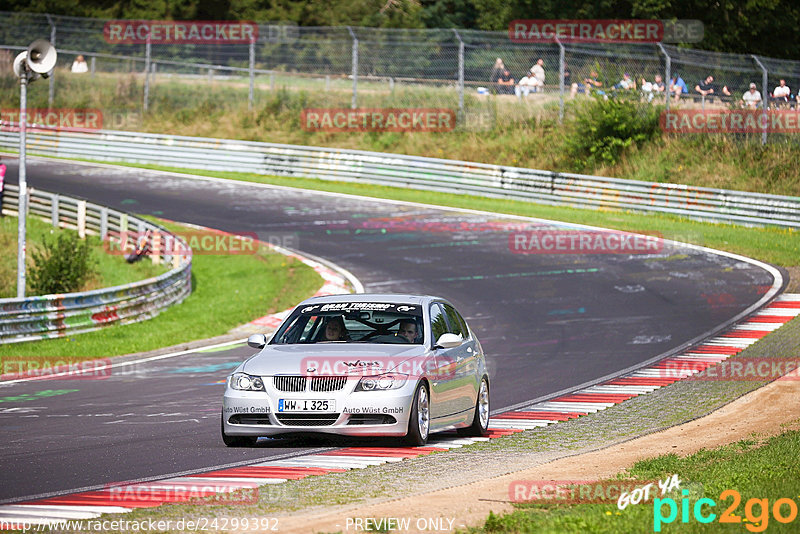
[1,127,799,227]
[0,185,192,344]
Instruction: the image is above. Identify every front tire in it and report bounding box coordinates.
[404,382,430,446]
[458,376,489,437]
[221,415,258,447]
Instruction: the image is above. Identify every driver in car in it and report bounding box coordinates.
[397,319,418,343]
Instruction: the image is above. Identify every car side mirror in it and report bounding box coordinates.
[247,333,267,349]
[435,333,462,349]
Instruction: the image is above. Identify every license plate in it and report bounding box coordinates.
[278,399,335,413]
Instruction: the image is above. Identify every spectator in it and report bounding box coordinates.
[772,79,791,107]
[742,83,762,108]
[497,68,515,95]
[640,75,665,102]
[515,68,538,99]
[694,75,716,103]
[71,55,88,74]
[615,73,636,90]
[669,73,688,102]
[490,58,505,84]
[570,70,603,98]
[0,157,5,216]
[530,58,545,92]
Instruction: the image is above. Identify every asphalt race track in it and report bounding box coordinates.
[0,157,779,502]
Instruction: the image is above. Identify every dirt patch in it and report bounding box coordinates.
[784,265,800,292]
[276,376,800,533]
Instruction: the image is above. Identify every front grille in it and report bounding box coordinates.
[310,376,348,392]
[276,414,339,426]
[273,376,306,392]
[347,414,397,425]
[229,414,272,425]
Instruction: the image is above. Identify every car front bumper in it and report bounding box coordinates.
[222,379,416,437]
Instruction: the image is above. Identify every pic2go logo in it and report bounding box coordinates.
[654,489,799,532]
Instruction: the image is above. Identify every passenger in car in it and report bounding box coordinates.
[322,316,348,341]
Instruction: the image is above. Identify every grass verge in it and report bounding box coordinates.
[0,218,323,362]
[474,423,800,533]
[0,214,164,298]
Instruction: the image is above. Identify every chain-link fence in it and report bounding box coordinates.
[2,12,800,141]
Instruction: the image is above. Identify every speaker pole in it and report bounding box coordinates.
[17,68,28,298]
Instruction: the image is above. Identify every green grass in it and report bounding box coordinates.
[0,218,324,362]
[0,215,164,298]
[472,423,800,533]
[5,69,800,197]
[96,162,800,270]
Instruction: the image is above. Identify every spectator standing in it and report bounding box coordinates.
[0,157,6,216]
[71,55,88,74]
[490,58,505,84]
[772,79,791,107]
[742,83,762,108]
[531,58,545,92]
[497,68,515,95]
[669,74,688,102]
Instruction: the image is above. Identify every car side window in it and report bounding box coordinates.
[442,304,468,338]
[429,304,448,344]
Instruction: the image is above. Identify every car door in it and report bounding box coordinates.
[428,303,463,419]
[441,303,480,414]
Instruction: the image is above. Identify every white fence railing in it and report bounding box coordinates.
[1,127,798,228]
[0,185,192,344]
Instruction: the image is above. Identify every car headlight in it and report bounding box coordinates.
[354,373,408,391]
[230,373,265,391]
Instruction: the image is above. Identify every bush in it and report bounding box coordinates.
[29,232,96,295]
[565,94,662,170]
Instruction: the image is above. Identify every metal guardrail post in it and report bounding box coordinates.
[46,14,55,109]
[557,37,565,124]
[657,43,671,113]
[453,29,464,115]
[752,55,768,146]
[143,36,151,113]
[90,56,95,78]
[51,194,59,227]
[347,27,358,109]
[248,37,255,110]
[17,72,28,298]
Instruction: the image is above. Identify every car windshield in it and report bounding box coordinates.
[271,302,424,345]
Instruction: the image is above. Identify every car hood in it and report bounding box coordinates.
[241,343,430,376]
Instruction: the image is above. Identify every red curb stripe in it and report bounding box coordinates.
[606,377,679,386]
[553,393,637,403]
[720,331,770,338]
[320,449,427,458]
[768,302,800,308]
[485,429,524,437]
[747,315,794,323]
[690,345,742,354]
[498,411,586,420]
[33,494,164,507]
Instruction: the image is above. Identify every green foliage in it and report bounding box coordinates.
[565,95,662,171]
[29,231,96,295]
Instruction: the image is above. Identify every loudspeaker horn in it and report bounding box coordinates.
[26,39,57,76]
